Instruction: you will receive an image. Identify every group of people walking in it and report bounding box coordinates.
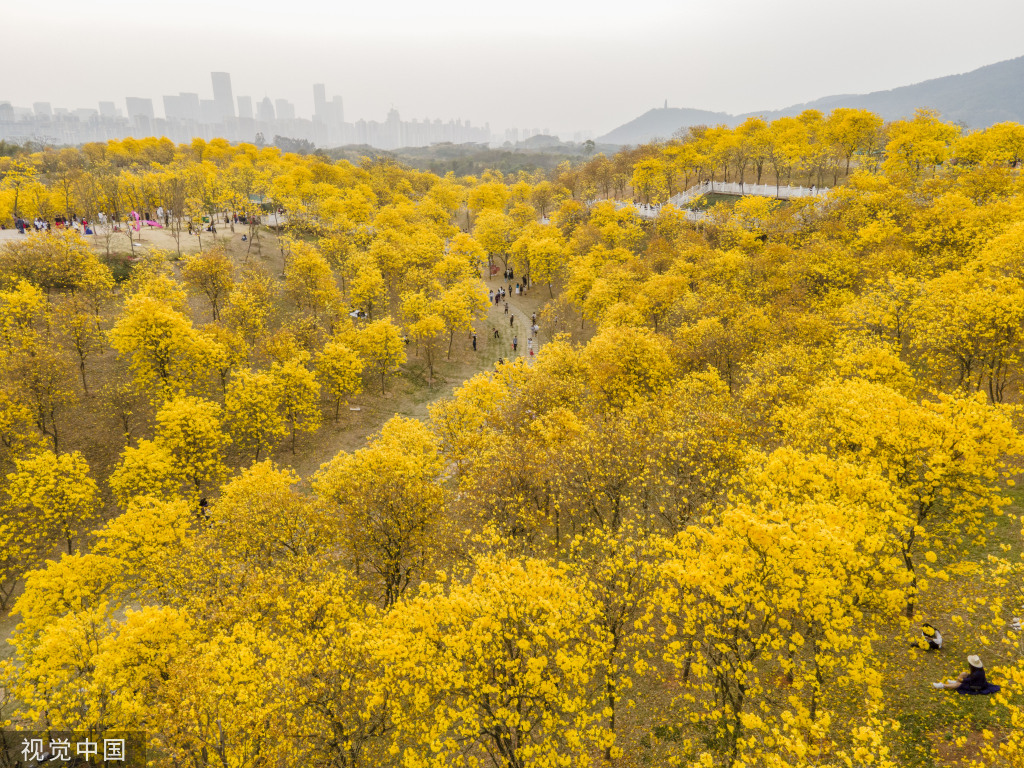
[480,263,537,363]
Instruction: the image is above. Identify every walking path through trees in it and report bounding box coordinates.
[481,266,545,366]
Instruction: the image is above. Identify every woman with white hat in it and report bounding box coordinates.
[931,655,1000,694]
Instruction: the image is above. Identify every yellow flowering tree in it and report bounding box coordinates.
[269,355,321,453]
[315,338,364,419]
[153,395,231,495]
[4,449,100,557]
[315,416,444,607]
[225,368,287,460]
[381,555,609,768]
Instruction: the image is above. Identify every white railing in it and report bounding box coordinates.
[612,200,708,222]
[558,180,830,227]
[667,180,828,207]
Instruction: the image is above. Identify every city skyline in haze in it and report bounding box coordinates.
[2,0,1024,139]
[0,72,512,149]
[1,72,569,148]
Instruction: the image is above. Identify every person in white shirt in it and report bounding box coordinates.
[921,623,942,651]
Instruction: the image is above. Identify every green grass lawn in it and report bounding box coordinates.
[688,193,739,211]
[687,192,794,211]
[879,488,1022,766]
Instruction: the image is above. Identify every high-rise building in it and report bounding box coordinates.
[125,97,154,136]
[313,84,327,119]
[331,95,344,124]
[163,95,182,121]
[275,99,295,121]
[385,108,401,149]
[179,93,200,122]
[256,97,276,122]
[125,97,155,120]
[211,72,235,120]
[312,85,330,147]
[200,99,218,124]
[237,95,253,120]
[33,102,53,118]
[99,101,119,118]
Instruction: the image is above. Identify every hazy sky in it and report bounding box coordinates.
[4,0,1024,136]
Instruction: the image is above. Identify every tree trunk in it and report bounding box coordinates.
[48,413,59,452]
[902,522,919,619]
[604,679,617,762]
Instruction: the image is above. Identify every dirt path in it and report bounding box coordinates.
[478,270,549,365]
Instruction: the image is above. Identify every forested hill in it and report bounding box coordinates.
[597,107,735,145]
[763,53,1024,126]
[599,53,1024,144]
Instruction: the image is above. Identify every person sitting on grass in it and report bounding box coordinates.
[921,623,943,651]
[932,655,1001,694]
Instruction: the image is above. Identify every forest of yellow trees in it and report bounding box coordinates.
[0,106,1023,767]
